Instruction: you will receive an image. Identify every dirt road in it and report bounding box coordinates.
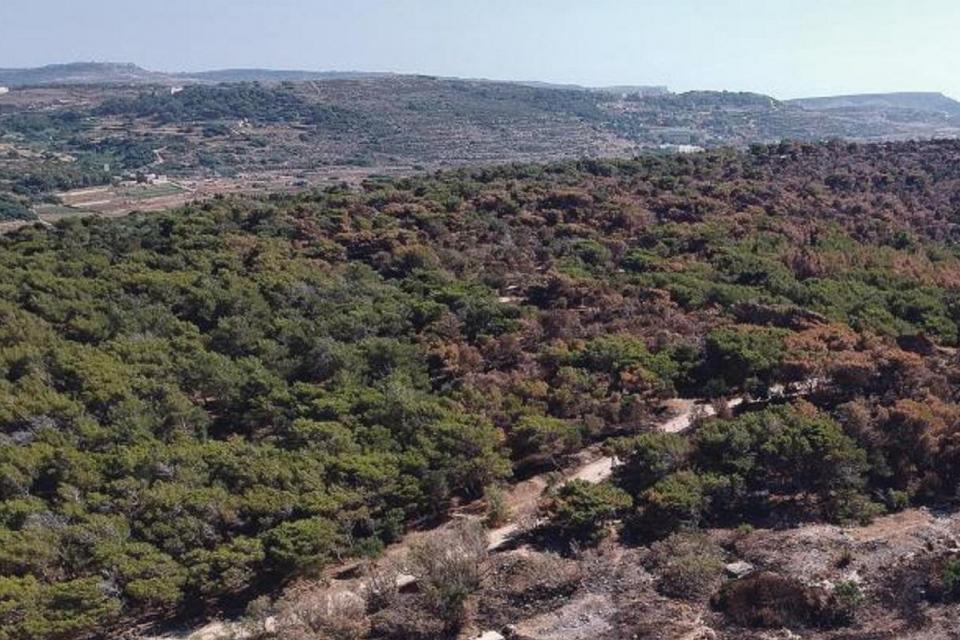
[485,394,745,551]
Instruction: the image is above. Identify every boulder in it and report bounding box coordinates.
[724,560,755,579]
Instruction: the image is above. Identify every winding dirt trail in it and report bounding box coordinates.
[484,394,744,551]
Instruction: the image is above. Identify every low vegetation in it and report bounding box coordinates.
[0,194,33,221]
[646,531,724,599]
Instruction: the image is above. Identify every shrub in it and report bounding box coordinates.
[408,521,488,629]
[483,484,511,528]
[544,480,632,544]
[0,195,34,222]
[0,575,121,640]
[647,531,724,599]
[612,432,689,494]
[573,335,679,392]
[715,572,826,628]
[942,558,960,601]
[832,580,865,623]
[694,403,870,516]
[703,326,789,389]
[510,415,585,466]
[263,517,344,573]
[884,489,911,512]
[629,471,730,539]
[823,488,883,525]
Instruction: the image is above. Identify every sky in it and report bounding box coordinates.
[2,0,959,99]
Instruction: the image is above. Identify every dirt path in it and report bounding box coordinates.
[484,394,747,551]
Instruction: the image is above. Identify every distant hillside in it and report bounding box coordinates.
[175,68,396,84]
[516,80,669,96]
[5,69,960,207]
[0,62,399,87]
[0,62,169,86]
[0,62,670,95]
[790,92,960,115]
[594,84,670,96]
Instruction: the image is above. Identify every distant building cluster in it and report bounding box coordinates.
[118,171,169,186]
[657,143,705,154]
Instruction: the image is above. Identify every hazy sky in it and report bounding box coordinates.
[2,0,959,99]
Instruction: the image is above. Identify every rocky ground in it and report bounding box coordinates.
[214,505,959,640]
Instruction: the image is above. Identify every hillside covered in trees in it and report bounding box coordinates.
[5,140,960,638]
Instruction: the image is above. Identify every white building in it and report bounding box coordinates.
[0,87,9,96]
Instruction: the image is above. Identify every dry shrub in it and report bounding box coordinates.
[647,531,724,600]
[495,551,580,603]
[368,598,447,640]
[484,484,511,527]
[716,572,815,627]
[272,587,369,640]
[364,561,401,613]
[349,522,491,638]
[715,572,831,628]
[408,520,489,629]
[711,397,735,420]
[237,595,276,639]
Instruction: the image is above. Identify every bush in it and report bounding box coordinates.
[544,480,633,544]
[629,471,728,539]
[0,575,121,640]
[703,325,789,389]
[941,558,960,601]
[573,335,680,393]
[408,521,488,629]
[647,531,724,599]
[716,572,861,629]
[263,518,344,573]
[884,489,911,512]
[715,572,827,628]
[832,580,865,623]
[694,403,870,517]
[0,195,34,222]
[483,484,511,528]
[510,415,585,466]
[612,431,689,494]
[823,488,883,525]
